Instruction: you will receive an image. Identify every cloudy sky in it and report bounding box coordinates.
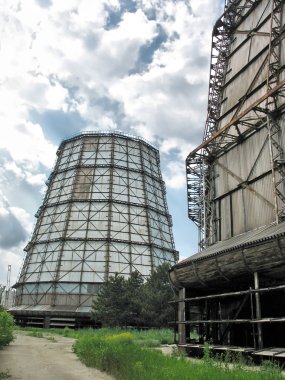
[0,0,224,285]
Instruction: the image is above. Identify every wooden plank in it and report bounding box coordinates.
[170,283,285,303]
[173,317,285,324]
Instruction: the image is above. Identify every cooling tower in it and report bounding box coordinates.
[11,131,178,327]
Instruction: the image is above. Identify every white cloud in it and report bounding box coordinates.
[164,161,186,189]
[4,162,25,179]
[25,173,47,187]
[0,247,24,285]
[0,121,56,169]
[108,0,221,147]
[10,206,34,236]
[0,0,224,284]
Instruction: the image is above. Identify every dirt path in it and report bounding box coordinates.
[0,332,114,380]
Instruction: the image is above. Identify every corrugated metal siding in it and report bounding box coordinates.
[215,127,271,198]
[220,0,271,118]
[207,0,285,245]
[213,123,276,238]
[177,220,285,266]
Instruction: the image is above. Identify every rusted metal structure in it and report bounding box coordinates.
[170,0,285,352]
[11,131,178,328]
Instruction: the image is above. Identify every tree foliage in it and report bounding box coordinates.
[0,307,15,348]
[140,264,175,327]
[92,263,175,328]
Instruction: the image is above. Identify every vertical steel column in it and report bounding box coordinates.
[126,138,133,274]
[254,272,263,349]
[249,286,257,348]
[266,0,285,223]
[178,288,186,345]
[105,137,115,281]
[139,142,154,271]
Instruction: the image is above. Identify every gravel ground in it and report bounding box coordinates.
[0,332,114,380]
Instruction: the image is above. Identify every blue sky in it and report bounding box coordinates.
[0,0,224,285]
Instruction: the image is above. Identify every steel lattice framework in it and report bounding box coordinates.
[13,131,178,325]
[187,0,285,249]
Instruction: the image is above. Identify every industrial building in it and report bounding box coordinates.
[170,0,285,356]
[11,131,178,328]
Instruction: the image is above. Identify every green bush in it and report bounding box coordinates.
[0,369,11,379]
[0,309,14,348]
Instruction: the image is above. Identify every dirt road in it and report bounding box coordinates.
[0,332,114,380]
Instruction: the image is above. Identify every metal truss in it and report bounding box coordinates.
[15,132,178,313]
[266,0,285,222]
[204,0,260,141]
[187,0,285,249]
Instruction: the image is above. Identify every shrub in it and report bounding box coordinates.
[0,309,14,348]
[0,369,11,379]
[63,326,71,337]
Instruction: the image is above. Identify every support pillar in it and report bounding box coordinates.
[178,288,186,345]
[254,272,263,349]
[44,315,50,329]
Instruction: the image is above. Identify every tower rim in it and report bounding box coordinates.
[59,130,158,152]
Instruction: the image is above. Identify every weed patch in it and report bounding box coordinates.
[26,331,44,338]
[45,336,57,342]
[73,332,283,380]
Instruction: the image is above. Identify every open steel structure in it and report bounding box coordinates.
[170,0,285,354]
[11,131,178,328]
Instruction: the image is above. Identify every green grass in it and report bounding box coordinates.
[73,331,283,380]
[18,326,173,344]
[18,326,79,339]
[26,330,44,338]
[18,327,283,379]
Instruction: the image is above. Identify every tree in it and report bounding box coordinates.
[92,271,144,327]
[141,263,175,327]
[91,265,175,328]
[92,274,127,327]
[125,271,144,327]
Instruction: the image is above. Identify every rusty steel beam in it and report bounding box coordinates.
[187,78,285,161]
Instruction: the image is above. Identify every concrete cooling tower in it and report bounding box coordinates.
[11,131,178,328]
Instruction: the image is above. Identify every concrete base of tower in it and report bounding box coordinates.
[9,305,101,329]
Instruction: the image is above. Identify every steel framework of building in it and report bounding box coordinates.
[187,0,285,250]
[12,131,178,328]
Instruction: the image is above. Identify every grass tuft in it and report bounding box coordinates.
[26,331,44,338]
